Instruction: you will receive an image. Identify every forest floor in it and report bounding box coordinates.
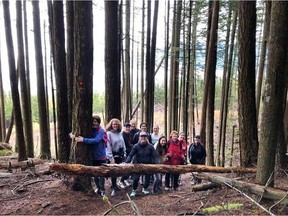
[1,157,288,215]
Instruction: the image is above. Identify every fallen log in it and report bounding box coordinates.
[195,173,288,205]
[0,158,47,170]
[191,182,220,192]
[49,163,256,177]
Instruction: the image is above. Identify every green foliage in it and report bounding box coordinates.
[0,149,13,156]
[154,83,165,104]
[93,92,105,113]
[4,93,13,119]
[202,203,243,214]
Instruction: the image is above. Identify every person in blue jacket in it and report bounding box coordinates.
[125,131,159,197]
[75,115,107,196]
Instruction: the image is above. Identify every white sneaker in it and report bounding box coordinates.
[124,180,131,186]
[117,181,127,189]
[130,190,137,197]
[165,187,171,191]
[95,189,105,196]
[142,188,149,195]
[111,189,115,196]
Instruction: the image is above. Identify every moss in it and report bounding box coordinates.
[0,149,13,156]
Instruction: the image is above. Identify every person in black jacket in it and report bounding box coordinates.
[188,135,206,184]
[131,122,152,144]
[125,131,159,197]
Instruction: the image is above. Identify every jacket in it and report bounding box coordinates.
[83,126,106,160]
[163,139,185,165]
[188,142,206,165]
[125,141,159,164]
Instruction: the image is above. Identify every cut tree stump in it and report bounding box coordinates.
[49,163,256,177]
[195,173,288,204]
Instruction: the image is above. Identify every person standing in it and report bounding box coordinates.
[74,115,107,196]
[118,122,133,188]
[106,118,126,196]
[188,135,206,184]
[163,130,185,191]
[153,136,168,193]
[151,124,161,145]
[125,131,159,197]
[129,119,140,140]
[132,122,152,144]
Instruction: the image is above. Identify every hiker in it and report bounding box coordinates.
[125,131,159,197]
[74,115,107,196]
[106,118,126,196]
[188,135,206,184]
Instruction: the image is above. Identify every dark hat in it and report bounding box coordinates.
[139,131,148,137]
[124,122,131,127]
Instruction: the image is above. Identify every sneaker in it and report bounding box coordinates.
[117,181,127,189]
[111,189,116,196]
[130,190,137,197]
[124,180,131,186]
[142,188,150,195]
[95,189,105,196]
[165,187,171,191]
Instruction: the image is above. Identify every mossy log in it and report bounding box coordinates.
[49,163,256,177]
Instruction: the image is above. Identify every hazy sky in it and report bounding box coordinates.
[0,0,167,96]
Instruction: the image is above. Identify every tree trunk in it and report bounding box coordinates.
[169,0,182,132]
[52,1,70,163]
[238,1,258,167]
[256,1,271,119]
[70,0,94,193]
[196,173,288,204]
[105,0,121,122]
[32,0,51,159]
[66,0,74,132]
[50,163,256,177]
[257,1,288,186]
[16,0,34,158]
[205,1,219,166]
[0,50,5,141]
[3,1,27,162]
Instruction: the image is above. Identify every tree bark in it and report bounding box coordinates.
[256,1,288,186]
[52,1,70,163]
[105,0,121,122]
[3,1,27,162]
[16,0,34,158]
[196,173,288,204]
[238,1,258,167]
[32,0,51,159]
[50,163,256,177]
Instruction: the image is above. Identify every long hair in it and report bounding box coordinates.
[155,136,168,156]
[105,118,122,132]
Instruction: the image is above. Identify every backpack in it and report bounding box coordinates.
[98,127,108,147]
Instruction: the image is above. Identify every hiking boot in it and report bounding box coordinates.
[117,181,127,189]
[142,188,150,195]
[130,190,137,197]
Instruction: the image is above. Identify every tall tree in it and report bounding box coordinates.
[238,1,258,167]
[16,0,34,158]
[70,0,94,192]
[256,1,271,118]
[256,1,288,186]
[66,1,74,131]
[52,1,70,162]
[105,1,121,122]
[3,1,27,161]
[123,0,131,122]
[0,45,5,141]
[32,0,51,159]
[169,0,182,132]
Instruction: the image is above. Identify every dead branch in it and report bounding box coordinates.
[49,163,256,177]
[11,179,54,195]
[191,182,220,192]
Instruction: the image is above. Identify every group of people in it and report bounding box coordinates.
[73,115,206,197]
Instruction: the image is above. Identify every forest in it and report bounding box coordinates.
[0,0,288,215]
